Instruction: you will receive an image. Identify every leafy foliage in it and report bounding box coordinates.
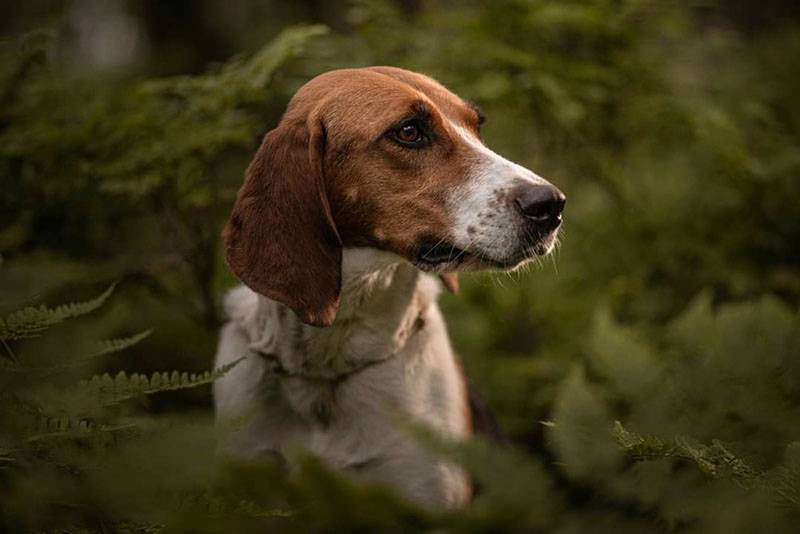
[1,25,326,327]
[79,358,243,406]
[546,295,800,529]
[614,423,800,512]
[1,0,799,532]
[613,422,763,490]
[0,283,242,532]
[0,285,114,341]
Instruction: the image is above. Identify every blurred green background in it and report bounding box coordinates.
[1,1,800,532]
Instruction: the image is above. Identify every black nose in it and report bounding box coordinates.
[514,185,566,231]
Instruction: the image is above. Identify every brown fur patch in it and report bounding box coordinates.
[225,67,483,325]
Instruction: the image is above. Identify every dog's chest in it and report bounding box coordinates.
[214,270,472,506]
[272,303,430,426]
[269,318,465,480]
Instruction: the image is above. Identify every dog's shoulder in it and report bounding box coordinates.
[223,285,261,328]
[222,285,284,354]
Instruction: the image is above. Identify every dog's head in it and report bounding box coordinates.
[224,67,565,326]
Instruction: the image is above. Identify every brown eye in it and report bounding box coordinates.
[390,120,429,148]
[398,124,420,142]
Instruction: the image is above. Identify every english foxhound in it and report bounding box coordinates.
[214,67,565,507]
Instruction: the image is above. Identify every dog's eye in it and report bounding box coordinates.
[398,124,421,143]
[390,121,429,148]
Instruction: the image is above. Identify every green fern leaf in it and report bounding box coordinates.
[241,24,328,90]
[613,421,762,489]
[25,418,138,446]
[80,357,243,406]
[82,329,152,360]
[771,442,800,509]
[0,285,114,341]
[9,329,153,375]
[0,413,139,463]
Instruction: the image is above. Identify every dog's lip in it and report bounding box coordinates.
[415,240,469,266]
[413,231,558,271]
[413,241,523,271]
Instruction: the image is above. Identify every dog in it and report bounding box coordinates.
[213,66,565,507]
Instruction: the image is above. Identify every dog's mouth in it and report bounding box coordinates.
[413,233,558,272]
[414,240,471,270]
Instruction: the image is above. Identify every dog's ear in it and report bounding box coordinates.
[439,273,459,294]
[223,115,342,327]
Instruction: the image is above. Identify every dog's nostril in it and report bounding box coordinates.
[514,186,566,225]
[517,198,551,221]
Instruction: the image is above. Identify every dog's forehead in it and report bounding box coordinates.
[291,67,475,126]
[364,67,470,116]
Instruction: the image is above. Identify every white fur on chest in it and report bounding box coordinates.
[213,249,471,507]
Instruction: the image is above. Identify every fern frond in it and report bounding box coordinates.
[80,357,243,406]
[39,521,165,534]
[0,285,114,341]
[613,421,760,488]
[771,443,800,509]
[614,422,800,512]
[55,329,153,371]
[142,24,328,101]
[84,329,153,359]
[240,24,328,91]
[0,416,139,464]
[613,420,678,461]
[6,329,153,376]
[179,491,295,519]
[25,416,138,445]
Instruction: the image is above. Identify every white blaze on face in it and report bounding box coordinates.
[447,124,554,264]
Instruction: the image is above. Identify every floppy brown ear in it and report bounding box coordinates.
[439,273,459,294]
[223,116,342,327]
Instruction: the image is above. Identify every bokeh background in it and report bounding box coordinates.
[2,1,800,532]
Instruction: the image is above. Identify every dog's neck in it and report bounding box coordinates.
[243,248,435,380]
[336,247,418,319]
